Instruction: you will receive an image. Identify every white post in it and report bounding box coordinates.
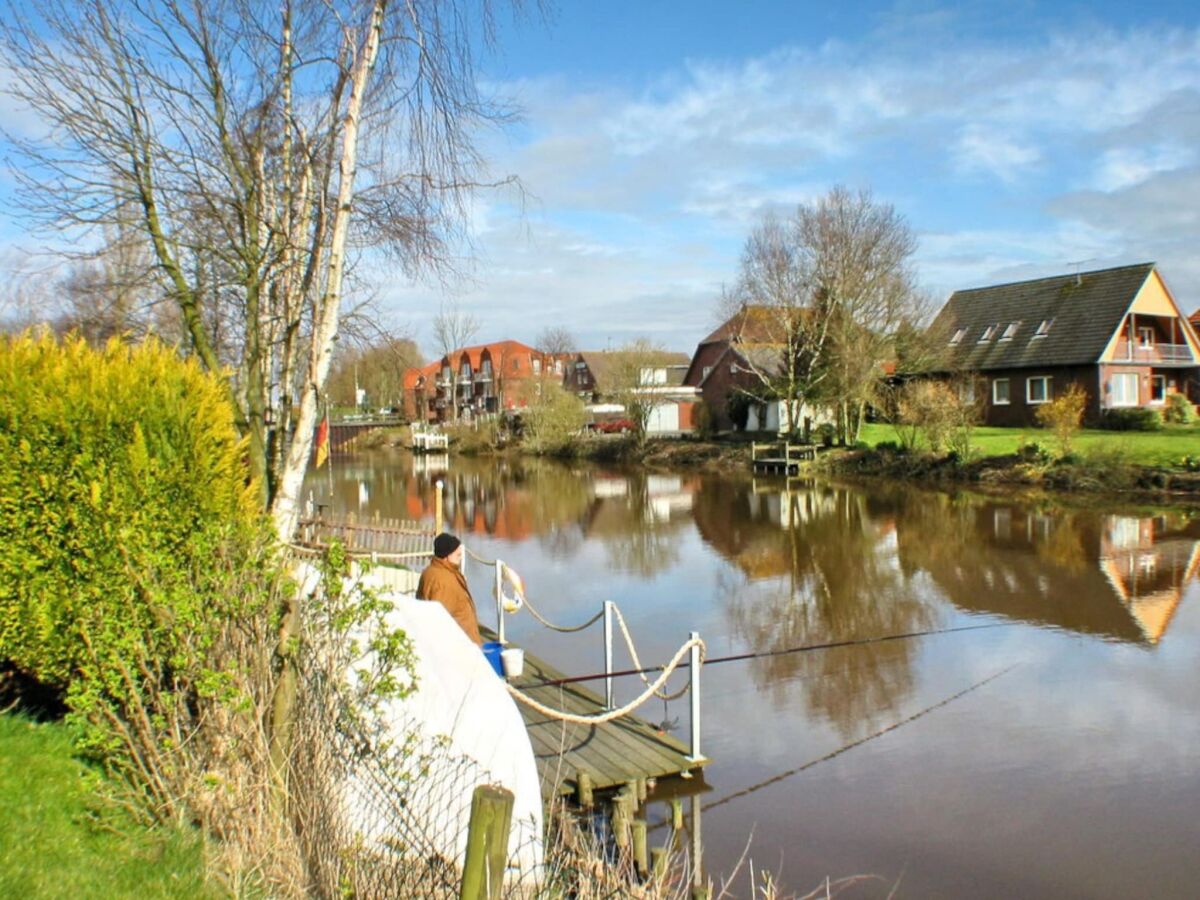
[688,631,702,762]
[495,559,505,645]
[603,600,614,710]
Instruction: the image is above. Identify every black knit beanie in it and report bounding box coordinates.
[433,533,461,559]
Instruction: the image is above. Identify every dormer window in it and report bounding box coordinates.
[999,322,1020,341]
[1033,319,1053,338]
[949,328,967,345]
[979,325,998,342]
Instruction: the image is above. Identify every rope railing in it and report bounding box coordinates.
[504,635,706,726]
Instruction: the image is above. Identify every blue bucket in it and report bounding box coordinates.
[482,641,504,677]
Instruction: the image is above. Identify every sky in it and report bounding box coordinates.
[2,1,1198,358]
[384,0,1200,357]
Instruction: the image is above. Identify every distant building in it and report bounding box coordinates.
[403,340,569,423]
[565,349,698,434]
[927,263,1200,426]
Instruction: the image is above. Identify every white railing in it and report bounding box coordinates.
[1119,342,1194,363]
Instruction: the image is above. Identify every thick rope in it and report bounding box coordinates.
[504,636,706,725]
[612,603,692,702]
[522,596,605,634]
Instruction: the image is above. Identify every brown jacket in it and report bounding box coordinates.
[416,556,483,646]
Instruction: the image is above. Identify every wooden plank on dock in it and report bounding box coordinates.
[486,628,706,798]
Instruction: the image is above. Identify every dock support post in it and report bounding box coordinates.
[494,560,505,646]
[688,630,702,761]
[612,798,629,850]
[603,600,615,710]
[671,798,683,831]
[690,793,705,899]
[575,770,593,808]
[632,819,648,876]
[651,846,668,881]
[460,785,513,900]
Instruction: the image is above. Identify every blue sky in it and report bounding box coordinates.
[384,0,1200,356]
[2,1,1197,357]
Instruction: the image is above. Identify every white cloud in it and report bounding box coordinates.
[952,125,1041,182]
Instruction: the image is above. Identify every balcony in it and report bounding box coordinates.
[474,371,493,383]
[1113,341,1196,365]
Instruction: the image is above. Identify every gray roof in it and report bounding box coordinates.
[930,263,1155,372]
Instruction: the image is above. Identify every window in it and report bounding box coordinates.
[555,360,563,375]
[949,327,967,345]
[532,358,542,375]
[1110,373,1138,407]
[959,379,976,403]
[1026,376,1051,404]
[1151,375,1166,403]
[1138,326,1155,347]
[992,378,1010,405]
[1034,319,1054,337]
[979,325,998,342]
[1000,322,1020,341]
[702,365,712,381]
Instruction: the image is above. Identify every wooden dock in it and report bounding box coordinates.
[751,440,818,475]
[484,628,707,799]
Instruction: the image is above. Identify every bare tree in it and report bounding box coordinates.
[431,300,481,420]
[535,325,576,355]
[724,186,923,443]
[604,339,672,446]
[0,0,520,537]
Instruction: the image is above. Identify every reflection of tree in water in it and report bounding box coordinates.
[699,480,938,739]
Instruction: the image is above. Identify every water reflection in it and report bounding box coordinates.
[893,495,1200,646]
[306,452,1200,897]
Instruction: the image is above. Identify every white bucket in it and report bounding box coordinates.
[501,647,525,679]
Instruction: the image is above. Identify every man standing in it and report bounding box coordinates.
[416,533,482,646]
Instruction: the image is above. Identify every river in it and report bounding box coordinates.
[306,448,1200,898]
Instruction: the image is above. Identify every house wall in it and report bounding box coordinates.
[684,343,729,387]
[976,366,1100,427]
[698,358,762,431]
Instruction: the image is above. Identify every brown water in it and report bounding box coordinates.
[307,449,1200,898]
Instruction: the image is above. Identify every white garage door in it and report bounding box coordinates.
[647,403,679,434]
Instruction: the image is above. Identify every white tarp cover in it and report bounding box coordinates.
[311,561,544,885]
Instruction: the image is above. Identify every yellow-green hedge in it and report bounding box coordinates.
[0,332,263,702]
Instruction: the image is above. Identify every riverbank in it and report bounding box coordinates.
[358,423,1200,502]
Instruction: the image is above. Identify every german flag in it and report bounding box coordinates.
[314,414,330,468]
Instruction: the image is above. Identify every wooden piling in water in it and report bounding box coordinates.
[611,797,629,850]
[460,785,514,900]
[651,846,668,881]
[632,819,648,876]
[576,770,593,808]
[671,798,683,831]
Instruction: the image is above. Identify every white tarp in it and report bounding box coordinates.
[296,560,544,885]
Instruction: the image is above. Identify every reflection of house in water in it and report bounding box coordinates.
[899,503,1200,646]
[411,453,449,477]
[1098,516,1200,643]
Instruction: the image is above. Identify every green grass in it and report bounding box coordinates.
[0,713,220,899]
[858,422,1200,468]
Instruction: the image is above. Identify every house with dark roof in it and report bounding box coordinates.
[928,263,1200,426]
[683,306,828,434]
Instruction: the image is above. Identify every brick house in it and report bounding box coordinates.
[403,340,569,423]
[683,306,827,434]
[928,263,1200,426]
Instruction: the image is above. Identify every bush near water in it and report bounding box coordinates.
[0,333,295,887]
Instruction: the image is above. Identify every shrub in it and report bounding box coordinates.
[1034,383,1088,456]
[1100,407,1163,431]
[875,440,903,454]
[0,333,263,693]
[1163,392,1195,425]
[1018,441,1051,464]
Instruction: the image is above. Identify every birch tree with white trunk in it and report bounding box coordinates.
[0,0,518,538]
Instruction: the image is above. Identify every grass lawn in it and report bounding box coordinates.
[858,422,1200,468]
[0,713,219,899]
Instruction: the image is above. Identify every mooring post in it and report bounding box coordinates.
[435,479,444,534]
[603,600,615,710]
[671,798,683,831]
[460,784,513,900]
[632,819,648,876]
[652,846,668,881]
[688,630,702,761]
[575,770,594,808]
[494,559,505,645]
[690,793,705,899]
